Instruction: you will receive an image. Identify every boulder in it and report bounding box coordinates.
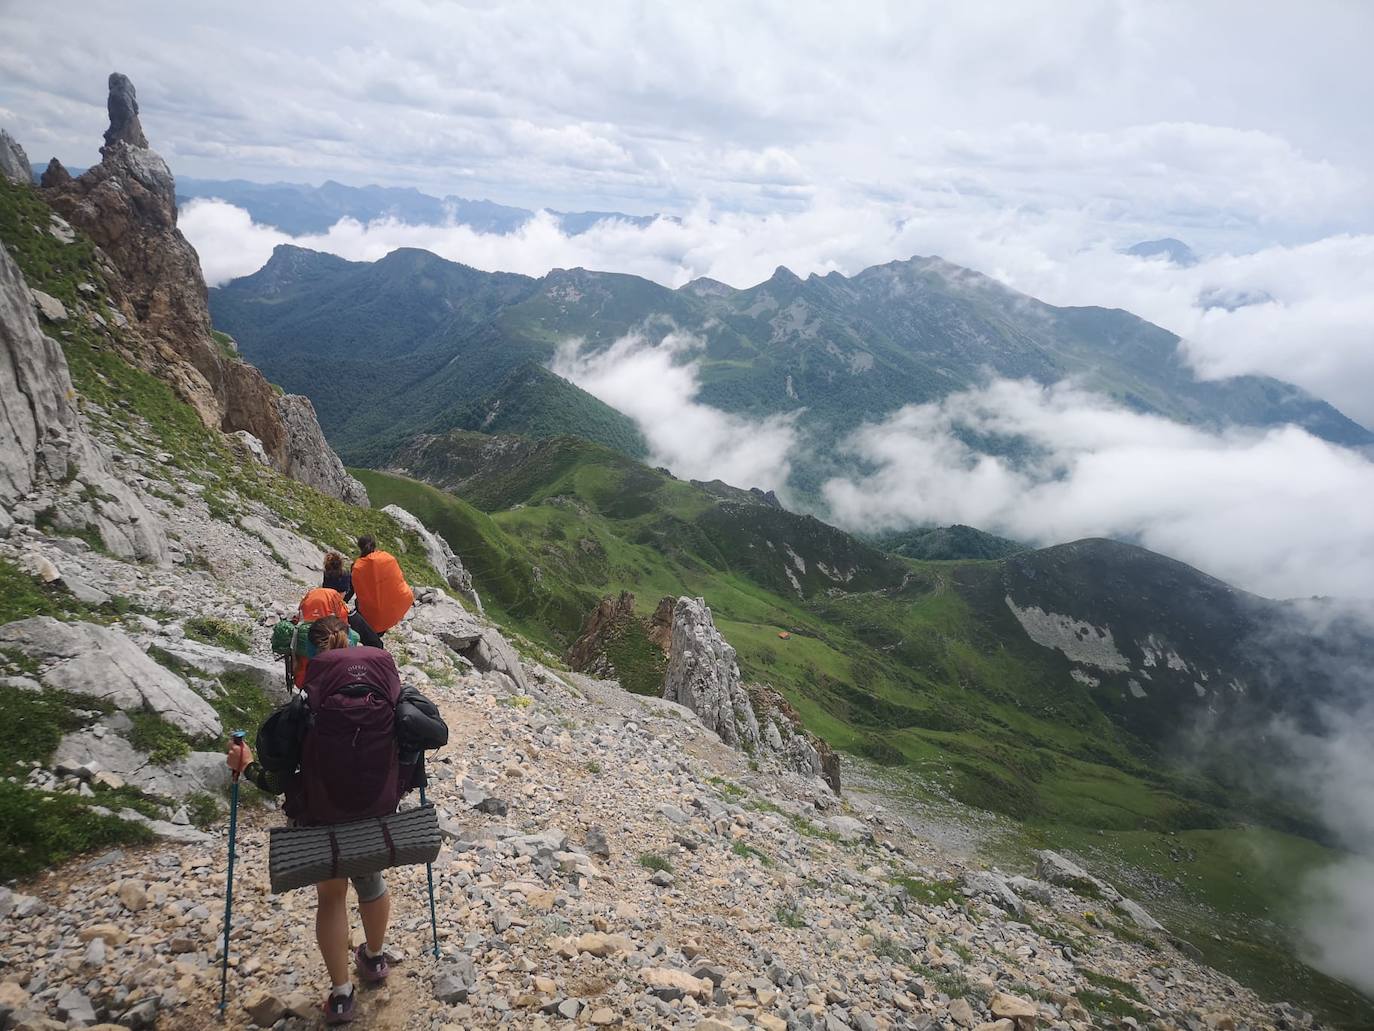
[238,514,324,585]
[826,814,872,844]
[147,635,286,700]
[382,503,479,607]
[642,966,712,1001]
[0,128,29,184]
[54,730,230,798]
[1034,849,1121,903]
[0,617,220,737]
[1115,896,1164,931]
[410,590,528,692]
[29,289,67,323]
[962,871,1026,917]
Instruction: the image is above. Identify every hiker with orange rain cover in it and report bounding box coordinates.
[292,584,349,688]
[226,616,447,1025]
[349,535,414,648]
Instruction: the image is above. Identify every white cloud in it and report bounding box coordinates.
[821,379,1374,600]
[548,331,798,493]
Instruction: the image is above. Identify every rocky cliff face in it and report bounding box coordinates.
[0,129,30,184]
[663,597,839,791]
[0,240,163,560]
[32,73,364,506]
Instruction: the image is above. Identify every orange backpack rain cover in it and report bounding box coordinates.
[293,587,349,686]
[352,550,414,634]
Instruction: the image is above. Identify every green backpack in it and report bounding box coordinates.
[269,620,359,658]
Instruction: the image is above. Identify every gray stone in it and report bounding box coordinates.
[649,870,674,887]
[1115,896,1164,931]
[56,988,96,1026]
[382,504,481,610]
[60,571,110,607]
[0,128,30,183]
[275,393,370,506]
[663,597,760,750]
[104,72,149,149]
[0,618,220,736]
[434,953,477,1003]
[826,815,872,844]
[147,635,286,701]
[962,870,1025,917]
[585,825,611,859]
[239,514,325,585]
[0,241,165,562]
[29,288,67,323]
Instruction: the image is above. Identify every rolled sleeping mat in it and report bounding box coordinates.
[268,804,442,895]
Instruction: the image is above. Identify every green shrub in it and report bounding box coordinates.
[637,852,674,873]
[0,781,153,880]
[128,710,192,764]
[185,791,221,829]
[184,616,252,654]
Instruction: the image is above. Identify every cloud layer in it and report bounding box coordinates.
[549,331,798,493]
[821,379,1374,600]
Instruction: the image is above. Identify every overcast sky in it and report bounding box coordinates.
[3,0,1372,245]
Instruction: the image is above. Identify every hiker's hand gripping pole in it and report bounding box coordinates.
[219,730,247,1019]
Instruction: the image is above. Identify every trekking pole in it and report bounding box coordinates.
[419,777,441,959]
[219,730,246,1019]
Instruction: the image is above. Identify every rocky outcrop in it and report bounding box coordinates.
[275,394,369,507]
[747,683,842,793]
[0,617,221,738]
[38,73,361,505]
[567,591,637,676]
[409,588,527,694]
[663,598,761,750]
[663,597,840,791]
[0,240,164,560]
[103,72,148,149]
[0,129,30,184]
[38,157,70,188]
[381,503,479,608]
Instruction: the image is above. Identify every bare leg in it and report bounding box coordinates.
[315,879,351,987]
[358,889,391,953]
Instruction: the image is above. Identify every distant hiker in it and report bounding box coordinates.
[349,535,414,649]
[227,616,447,1025]
[322,551,354,602]
[292,585,350,688]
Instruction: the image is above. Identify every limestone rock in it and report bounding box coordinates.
[642,966,711,1001]
[0,128,29,184]
[242,988,286,1027]
[41,73,361,505]
[0,617,221,737]
[382,503,479,607]
[662,596,760,751]
[411,590,527,692]
[147,635,286,701]
[275,393,370,506]
[962,870,1025,917]
[29,289,67,323]
[0,242,164,561]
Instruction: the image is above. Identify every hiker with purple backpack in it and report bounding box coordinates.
[226,616,447,1025]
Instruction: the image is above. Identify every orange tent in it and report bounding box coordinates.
[777,631,792,640]
[352,550,414,634]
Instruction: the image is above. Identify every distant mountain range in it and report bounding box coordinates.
[29,164,661,236]
[210,244,1373,500]
[1124,237,1199,267]
[175,175,661,236]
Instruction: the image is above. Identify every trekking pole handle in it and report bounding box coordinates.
[229,730,246,783]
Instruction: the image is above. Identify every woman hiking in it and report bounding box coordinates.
[226,616,406,1025]
[322,551,354,602]
[349,535,414,649]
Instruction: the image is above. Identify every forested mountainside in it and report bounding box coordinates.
[211,243,1373,499]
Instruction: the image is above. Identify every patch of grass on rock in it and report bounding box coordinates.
[637,852,674,874]
[184,616,252,654]
[127,710,192,765]
[0,781,153,881]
